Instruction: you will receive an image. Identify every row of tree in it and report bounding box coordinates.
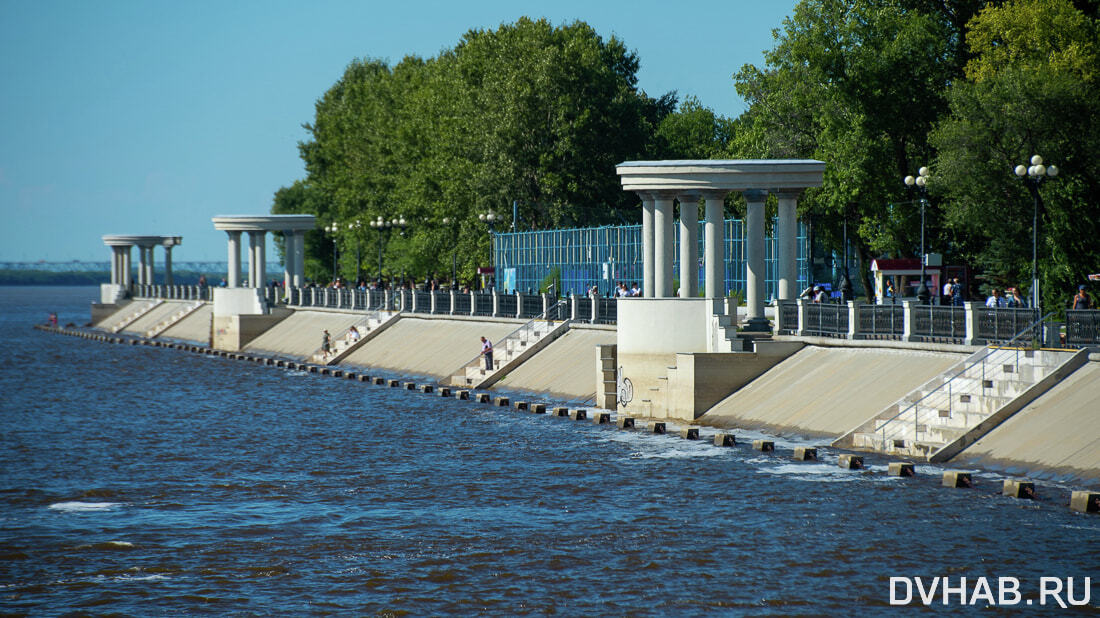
[275,2,1099,309]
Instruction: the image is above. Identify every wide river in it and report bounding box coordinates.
[1,287,1096,614]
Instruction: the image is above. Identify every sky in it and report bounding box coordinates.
[0,0,799,262]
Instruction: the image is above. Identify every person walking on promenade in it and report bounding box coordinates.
[1072,285,1092,310]
[480,336,494,371]
[950,278,964,306]
[985,288,1006,308]
[1007,287,1026,308]
[321,329,331,359]
[942,278,953,305]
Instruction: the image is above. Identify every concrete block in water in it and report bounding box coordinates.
[494,397,510,407]
[404,382,417,390]
[388,379,401,387]
[308,366,320,374]
[888,462,916,477]
[752,440,774,452]
[438,387,451,397]
[358,374,371,382]
[345,372,357,380]
[679,427,699,440]
[570,409,587,421]
[455,390,471,400]
[1002,480,1035,500]
[551,407,569,417]
[474,393,490,403]
[838,454,863,469]
[714,433,736,447]
[1070,491,1100,513]
[514,401,528,410]
[275,360,285,367]
[647,421,666,435]
[330,370,342,377]
[942,471,972,488]
[793,447,817,461]
[420,384,434,393]
[616,416,635,429]
[591,412,610,424]
[531,404,546,414]
[373,377,386,385]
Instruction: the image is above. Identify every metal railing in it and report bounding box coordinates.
[776,300,799,335]
[910,305,966,343]
[858,304,904,337]
[473,293,494,316]
[802,302,849,338]
[867,312,1054,454]
[497,293,518,318]
[975,307,1040,344]
[133,284,212,301]
[1064,310,1100,348]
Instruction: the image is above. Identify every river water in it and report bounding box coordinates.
[1,287,1096,614]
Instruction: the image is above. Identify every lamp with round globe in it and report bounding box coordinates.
[1015,154,1058,314]
[903,166,932,304]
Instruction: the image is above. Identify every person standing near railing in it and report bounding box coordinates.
[985,288,1006,308]
[1072,285,1092,309]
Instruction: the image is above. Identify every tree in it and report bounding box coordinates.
[929,0,1100,310]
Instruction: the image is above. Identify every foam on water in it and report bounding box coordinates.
[48,501,124,512]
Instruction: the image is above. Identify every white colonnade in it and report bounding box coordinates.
[212,215,315,290]
[617,160,825,331]
[102,235,182,287]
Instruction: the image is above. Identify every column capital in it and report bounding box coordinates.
[743,189,769,202]
[701,190,729,204]
[774,189,803,201]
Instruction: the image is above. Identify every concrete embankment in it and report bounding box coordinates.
[118,301,179,334]
[244,309,366,358]
[341,316,518,379]
[495,326,616,402]
[952,358,1100,483]
[700,345,968,437]
[162,303,212,343]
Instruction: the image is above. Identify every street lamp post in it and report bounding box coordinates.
[442,217,458,286]
[1014,154,1059,314]
[478,210,497,290]
[348,220,362,284]
[839,203,853,303]
[325,222,339,284]
[904,167,931,304]
[370,216,390,284]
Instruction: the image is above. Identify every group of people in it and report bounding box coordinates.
[613,282,641,297]
[983,286,1028,308]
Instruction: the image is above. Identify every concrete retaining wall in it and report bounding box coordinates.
[951,361,1100,484]
[122,301,187,334]
[495,327,616,402]
[161,304,212,344]
[701,346,967,437]
[341,317,519,379]
[244,309,364,358]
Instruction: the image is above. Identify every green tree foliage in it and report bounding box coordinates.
[930,0,1100,309]
[731,0,957,297]
[276,18,724,286]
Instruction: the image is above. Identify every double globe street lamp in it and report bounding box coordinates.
[903,167,932,304]
[325,222,340,283]
[1014,155,1058,314]
[369,216,406,285]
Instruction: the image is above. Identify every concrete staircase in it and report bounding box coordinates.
[308,310,401,365]
[109,299,164,333]
[145,300,205,338]
[834,346,1088,462]
[450,302,570,389]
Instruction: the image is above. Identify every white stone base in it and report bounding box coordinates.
[213,287,267,317]
[100,283,128,304]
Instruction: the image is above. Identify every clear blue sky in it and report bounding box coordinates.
[0,0,798,262]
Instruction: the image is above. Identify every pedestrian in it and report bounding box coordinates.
[942,278,952,305]
[630,282,640,296]
[950,278,964,306]
[1071,285,1092,310]
[1007,287,1026,308]
[321,329,331,359]
[812,285,826,303]
[985,288,1005,308]
[885,280,896,304]
[480,336,494,371]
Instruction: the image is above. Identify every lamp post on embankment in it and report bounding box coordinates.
[442,217,458,286]
[903,167,931,304]
[1014,154,1058,316]
[479,210,497,290]
[325,222,339,284]
[348,219,362,284]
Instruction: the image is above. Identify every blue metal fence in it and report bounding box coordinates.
[493,219,808,297]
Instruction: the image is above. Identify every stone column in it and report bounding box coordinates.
[249,231,266,288]
[282,231,295,291]
[678,195,699,298]
[703,192,727,298]
[121,246,132,287]
[641,194,655,297]
[136,245,148,285]
[163,245,174,286]
[293,231,306,287]
[653,194,675,297]
[776,191,800,300]
[744,189,769,331]
[109,247,120,284]
[226,231,241,288]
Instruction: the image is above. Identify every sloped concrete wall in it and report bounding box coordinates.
[495,327,616,402]
[122,301,187,334]
[951,360,1100,483]
[700,346,966,437]
[94,300,157,332]
[243,309,364,358]
[341,317,518,379]
[161,304,212,344]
